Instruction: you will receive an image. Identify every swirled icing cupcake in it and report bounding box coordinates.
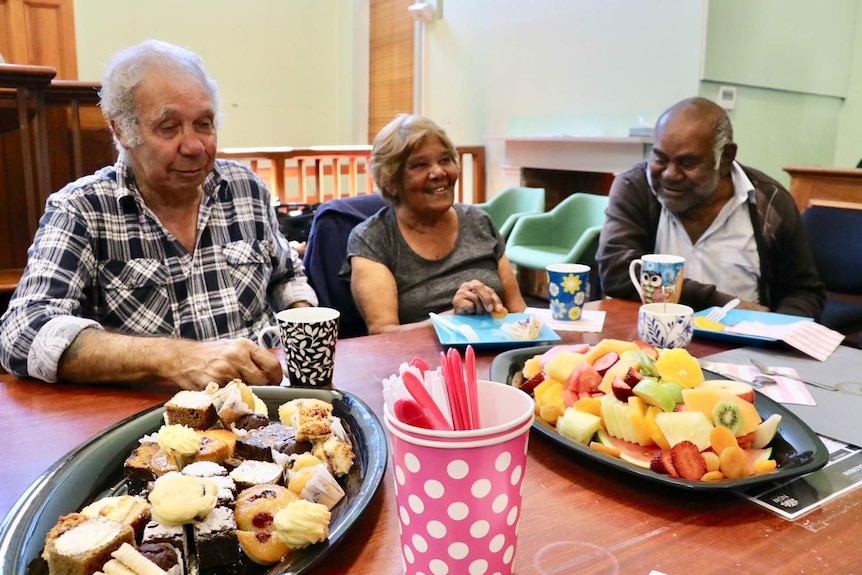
[274,500,330,549]
[157,424,201,471]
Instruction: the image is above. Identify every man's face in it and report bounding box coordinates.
[647,116,721,216]
[117,68,217,197]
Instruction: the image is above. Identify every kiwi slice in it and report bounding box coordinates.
[712,401,743,435]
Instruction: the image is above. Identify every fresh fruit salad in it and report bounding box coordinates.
[513,339,781,482]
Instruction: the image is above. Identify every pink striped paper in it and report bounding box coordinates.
[706,362,815,406]
[725,320,844,362]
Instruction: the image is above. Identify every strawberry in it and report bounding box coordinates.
[649,451,667,474]
[519,372,545,395]
[670,440,707,480]
[649,449,679,477]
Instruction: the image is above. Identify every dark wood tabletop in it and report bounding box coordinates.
[1,299,857,574]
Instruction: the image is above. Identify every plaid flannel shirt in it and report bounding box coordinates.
[0,159,317,381]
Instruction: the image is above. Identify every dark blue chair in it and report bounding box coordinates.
[801,205,862,347]
[303,194,386,339]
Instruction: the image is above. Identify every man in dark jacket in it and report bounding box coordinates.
[597,97,824,319]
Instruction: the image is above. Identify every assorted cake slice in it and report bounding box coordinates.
[41,380,357,574]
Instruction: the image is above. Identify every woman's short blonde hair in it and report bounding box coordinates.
[369,114,459,205]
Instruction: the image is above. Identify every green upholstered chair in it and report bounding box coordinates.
[474,186,545,239]
[505,192,609,271]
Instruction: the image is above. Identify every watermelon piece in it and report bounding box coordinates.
[596,429,662,469]
[540,344,592,364]
[743,447,773,467]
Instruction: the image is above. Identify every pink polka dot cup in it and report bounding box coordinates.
[384,380,534,575]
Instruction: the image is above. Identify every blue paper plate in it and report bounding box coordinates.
[694,308,813,346]
[430,312,561,350]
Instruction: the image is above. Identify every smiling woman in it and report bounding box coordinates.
[343,114,526,335]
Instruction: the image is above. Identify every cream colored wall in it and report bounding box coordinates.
[835,1,862,168]
[73,0,367,148]
[420,0,709,194]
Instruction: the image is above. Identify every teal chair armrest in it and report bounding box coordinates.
[498,209,545,239]
[505,211,553,248]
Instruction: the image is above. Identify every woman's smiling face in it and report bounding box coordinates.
[398,135,460,214]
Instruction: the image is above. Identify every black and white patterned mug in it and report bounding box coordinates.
[258,307,341,387]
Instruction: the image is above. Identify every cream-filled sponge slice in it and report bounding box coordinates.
[42,513,135,575]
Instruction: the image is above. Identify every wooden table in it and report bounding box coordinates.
[1,299,857,574]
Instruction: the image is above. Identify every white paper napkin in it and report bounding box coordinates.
[526,306,606,332]
[725,320,844,362]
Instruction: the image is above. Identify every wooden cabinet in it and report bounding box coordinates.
[783,166,862,212]
[0,67,115,290]
[0,0,77,79]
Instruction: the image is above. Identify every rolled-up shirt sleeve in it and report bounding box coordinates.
[27,316,103,382]
[274,244,318,308]
[0,199,101,379]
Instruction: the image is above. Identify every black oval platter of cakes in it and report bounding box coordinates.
[0,386,387,575]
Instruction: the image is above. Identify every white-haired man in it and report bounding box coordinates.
[0,40,317,388]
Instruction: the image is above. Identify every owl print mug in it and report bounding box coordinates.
[628,254,685,305]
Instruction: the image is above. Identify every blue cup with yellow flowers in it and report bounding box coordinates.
[546,263,590,321]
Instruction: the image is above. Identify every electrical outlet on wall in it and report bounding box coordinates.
[717,86,737,110]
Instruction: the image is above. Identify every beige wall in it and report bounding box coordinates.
[74,0,368,148]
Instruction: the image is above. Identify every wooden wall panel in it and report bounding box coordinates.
[0,0,77,79]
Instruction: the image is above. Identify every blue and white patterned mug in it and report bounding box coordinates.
[258,307,340,387]
[637,303,694,349]
[628,254,685,304]
[546,263,590,321]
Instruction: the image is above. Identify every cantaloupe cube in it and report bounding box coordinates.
[626,396,655,447]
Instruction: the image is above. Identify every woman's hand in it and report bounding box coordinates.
[452,280,506,316]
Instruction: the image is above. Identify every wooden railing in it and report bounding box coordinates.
[217,144,487,205]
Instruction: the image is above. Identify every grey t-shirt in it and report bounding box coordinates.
[343,204,505,324]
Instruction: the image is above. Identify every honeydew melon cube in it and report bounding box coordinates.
[557,408,602,445]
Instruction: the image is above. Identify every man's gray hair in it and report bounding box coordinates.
[99,39,220,153]
[712,113,733,169]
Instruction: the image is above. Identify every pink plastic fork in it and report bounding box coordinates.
[402,370,452,430]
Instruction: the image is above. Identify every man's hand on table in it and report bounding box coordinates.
[165,338,284,390]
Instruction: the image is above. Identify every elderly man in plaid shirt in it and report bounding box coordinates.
[0,40,318,389]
